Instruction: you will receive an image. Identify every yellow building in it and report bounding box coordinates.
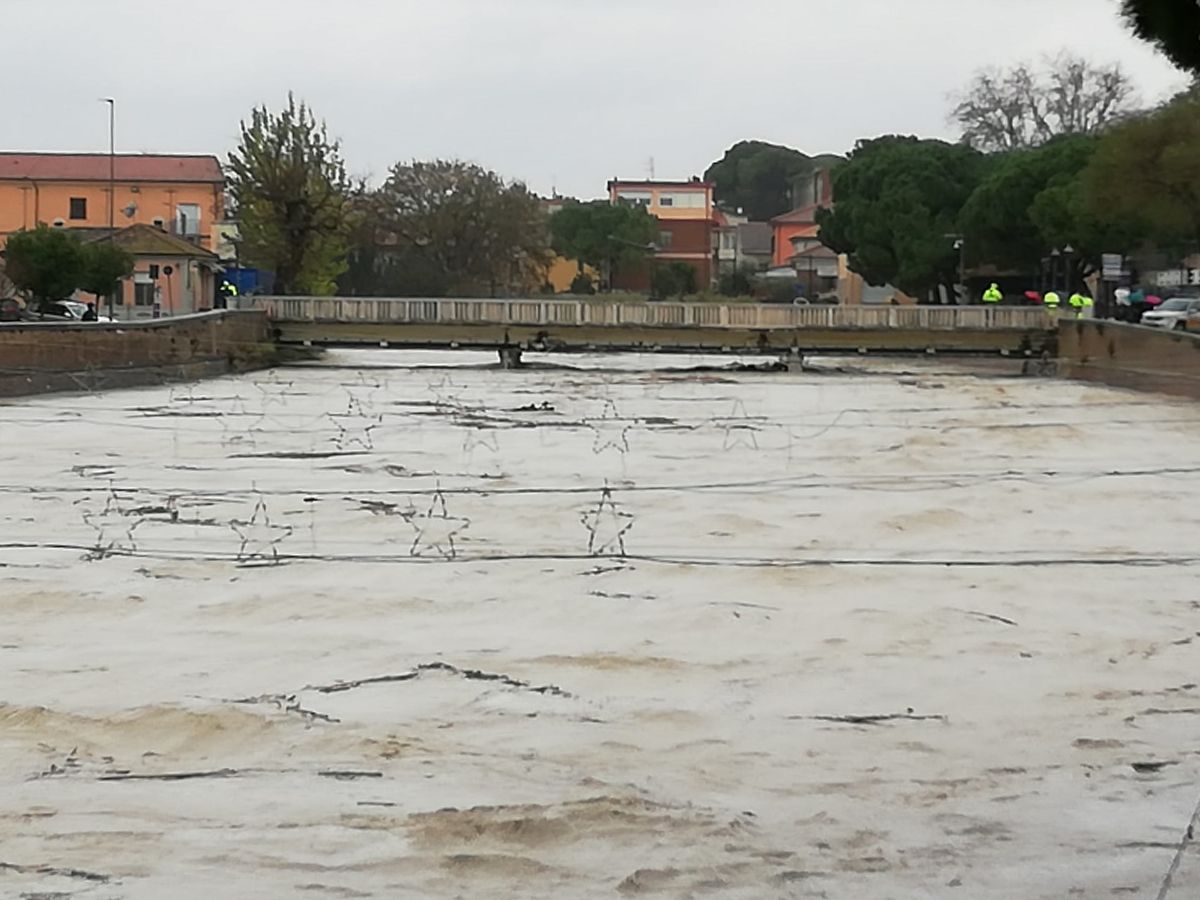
[546,255,599,293]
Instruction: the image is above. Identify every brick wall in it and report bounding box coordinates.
[0,311,273,391]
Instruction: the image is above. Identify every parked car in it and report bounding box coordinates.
[0,297,23,322]
[1141,297,1200,330]
[35,300,112,323]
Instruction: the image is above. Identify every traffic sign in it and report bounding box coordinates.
[1156,269,1199,287]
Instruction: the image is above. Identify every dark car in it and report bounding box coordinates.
[0,297,24,322]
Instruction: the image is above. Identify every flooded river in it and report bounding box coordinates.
[2,351,1199,898]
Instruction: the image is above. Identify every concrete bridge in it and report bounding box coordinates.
[247,296,1058,366]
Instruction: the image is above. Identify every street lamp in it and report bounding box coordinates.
[606,234,658,253]
[605,233,658,293]
[945,233,965,305]
[953,238,966,304]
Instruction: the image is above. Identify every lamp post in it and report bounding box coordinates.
[102,98,116,319]
[953,237,965,305]
[945,234,965,305]
[605,233,658,294]
[1063,244,1075,295]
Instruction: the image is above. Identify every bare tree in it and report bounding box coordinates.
[951,54,1137,152]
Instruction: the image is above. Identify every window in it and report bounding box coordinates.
[149,264,160,280]
[175,203,201,236]
[134,283,156,306]
[657,231,673,249]
[657,191,707,209]
[69,197,87,220]
[616,191,652,207]
[721,232,737,250]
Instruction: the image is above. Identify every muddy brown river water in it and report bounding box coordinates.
[2,351,1199,898]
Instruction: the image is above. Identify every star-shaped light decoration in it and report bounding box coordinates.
[428,372,464,410]
[230,494,294,565]
[462,427,500,456]
[343,384,380,418]
[219,409,258,449]
[248,408,293,438]
[409,488,470,560]
[585,399,633,456]
[580,485,635,557]
[715,399,760,451]
[168,382,200,406]
[252,373,294,413]
[78,486,141,559]
[328,411,383,451]
[225,392,250,416]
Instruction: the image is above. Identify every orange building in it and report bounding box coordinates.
[0,153,224,249]
[80,225,220,318]
[770,169,833,269]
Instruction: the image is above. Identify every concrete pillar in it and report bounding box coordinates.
[499,346,524,369]
[780,347,805,372]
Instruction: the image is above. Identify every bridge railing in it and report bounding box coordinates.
[247,297,1054,330]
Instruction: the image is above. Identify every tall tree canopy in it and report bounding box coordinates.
[364,160,551,297]
[548,201,658,290]
[1084,90,1200,254]
[959,135,1140,282]
[228,95,357,295]
[816,137,989,300]
[2,225,85,307]
[1121,0,1200,74]
[951,54,1136,152]
[704,141,816,220]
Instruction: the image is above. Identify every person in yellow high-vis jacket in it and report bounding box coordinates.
[1068,292,1094,319]
[982,283,1003,304]
[1043,291,1061,313]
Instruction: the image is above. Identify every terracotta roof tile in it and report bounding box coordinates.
[82,224,218,258]
[770,203,824,225]
[0,153,223,184]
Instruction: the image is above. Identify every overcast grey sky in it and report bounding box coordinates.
[2,0,1186,199]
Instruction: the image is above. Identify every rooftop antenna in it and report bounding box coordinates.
[647,156,655,180]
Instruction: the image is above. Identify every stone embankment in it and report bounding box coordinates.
[0,311,291,396]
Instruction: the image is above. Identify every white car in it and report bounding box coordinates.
[1141,297,1200,331]
[38,300,113,323]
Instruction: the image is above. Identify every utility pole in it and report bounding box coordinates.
[103,97,116,319]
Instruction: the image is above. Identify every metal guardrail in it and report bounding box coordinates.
[245,297,1056,331]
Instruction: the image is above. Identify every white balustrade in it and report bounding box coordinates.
[247,297,1054,331]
